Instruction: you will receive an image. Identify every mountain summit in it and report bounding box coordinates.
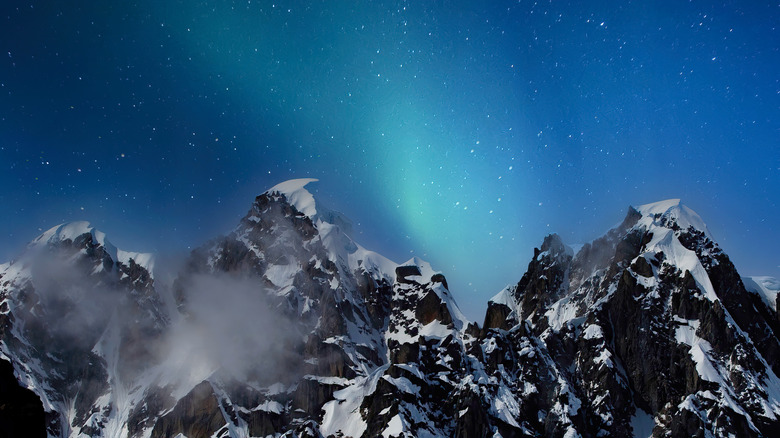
[1,181,778,437]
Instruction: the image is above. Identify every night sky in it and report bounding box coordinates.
[2,1,778,320]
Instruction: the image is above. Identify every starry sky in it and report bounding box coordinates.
[1,0,778,321]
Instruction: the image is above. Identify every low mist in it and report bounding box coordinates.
[157,272,304,388]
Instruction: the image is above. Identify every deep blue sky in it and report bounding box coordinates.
[1,1,778,320]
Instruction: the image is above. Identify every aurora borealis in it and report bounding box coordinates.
[1,1,778,318]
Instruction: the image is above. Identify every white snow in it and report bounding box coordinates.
[637,199,712,239]
[430,282,469,330]
[320,364,389,437]
[382,414,405,437]
[674,320,725,383]
[642,228,718,302]
[630,408,655,438]
[419,319,452,339]
[593,349,614,369]
[253,400,284,414]
[546,296,580,332]
[582,324,603,340]
[383,375,420,394]
[401,256,438,283]
[742,276,779,311]
[264,262,300,288]
[316,219,398,284]
[265,178,319,217]
[489,285,516,307]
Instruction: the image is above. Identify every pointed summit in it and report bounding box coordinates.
[264,178,319,218]
[636,199,712,238]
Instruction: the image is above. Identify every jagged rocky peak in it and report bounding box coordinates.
[481,198,780,437]
[391,256,464,329]
[483,233,574,331]
[2,221,160,317]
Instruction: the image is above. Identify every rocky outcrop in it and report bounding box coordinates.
[510,233,573,327]
[150,382,225,438]
[396,265,422,283]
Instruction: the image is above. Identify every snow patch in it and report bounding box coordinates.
[582,324,603,340]
[642,228,718,302]
[253,400,284,414]
[321,364,389,437]
[630,408,655,438]
[382,414,406,437]
[546,296,580,332]
[489,285,516,307]
[264,262,301,288]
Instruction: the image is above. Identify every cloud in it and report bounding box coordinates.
[157,273,303,388]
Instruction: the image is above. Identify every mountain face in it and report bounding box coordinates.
[0,222,167,437]
[1,180,778,437]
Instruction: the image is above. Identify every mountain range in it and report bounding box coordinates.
[1,178,778,437]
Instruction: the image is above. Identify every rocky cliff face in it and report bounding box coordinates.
[1,182,778,437]
[483,200,780,437]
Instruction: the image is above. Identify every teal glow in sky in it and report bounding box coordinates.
[1,1,778,320]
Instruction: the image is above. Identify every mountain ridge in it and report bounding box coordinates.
[1,179,778,437]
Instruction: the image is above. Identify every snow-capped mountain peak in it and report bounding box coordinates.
[29,221,155,275]
[636,198,712,238]
[264,178,319,218]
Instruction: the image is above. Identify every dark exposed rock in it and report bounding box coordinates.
[127,385,175,438]
[304,335,356,379]
[291,378,341,418]
[430,273,449,290]
[150,381,225,438]
[632,256,654,277]
[452,392,491,438]
[0,359,46,438]
[395,265,422,283]
[246,410,285,437]
[482,301,512,332]
[415,290,453,326]
[389,339,419,364]
[511,233,573,325]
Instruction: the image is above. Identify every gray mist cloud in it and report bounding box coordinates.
[157,273,304,387]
